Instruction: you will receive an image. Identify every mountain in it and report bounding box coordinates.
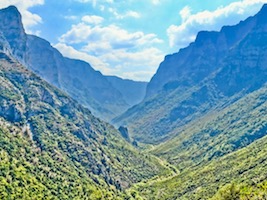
[0,6,146,121]
[113,4,267,144]
[106,76,147,107]
[128,84,267,199]
[0,46,169,198]
[152,83,267,169]
[2,4,267,200]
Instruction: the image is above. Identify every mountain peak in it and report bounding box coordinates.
[0,5,21,21]
[256,4,267,23]
[260,3,267,12]
[0,5,24,33]
[1,5,19,13]
[0,5,26,61]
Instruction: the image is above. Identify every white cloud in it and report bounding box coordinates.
[108,8,141,19]
[168,0,267,49]
[124,11,141,19]
[76,0,96,7]
[99,5,105,11]
[57,22,164,81]
[64,15,78,20]
[0,0,44,32]
[76,0,113,7]
[59,23,163,50]
[82,15,104,24]
[151,0,160,5]
[180,6,191,22]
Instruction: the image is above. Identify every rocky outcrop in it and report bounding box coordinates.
[0,6,26,62]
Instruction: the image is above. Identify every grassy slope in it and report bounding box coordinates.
[131,133,267,199]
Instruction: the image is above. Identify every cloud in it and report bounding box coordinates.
[59,23,163,50]
[151,0,160,5]
[108,8,141,19]
[124,11,141,19]
[167,0,267,49]
[64,15,78,20]
[76,0,113,7]
[57,22,164,81]
[180,6,191,22]
[82,15,104,24]
[0,0,44,32]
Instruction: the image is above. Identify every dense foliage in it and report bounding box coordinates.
[0,56,168,199]
[152,85,267,170]
[0,122,116,199]
[131,133,267,199]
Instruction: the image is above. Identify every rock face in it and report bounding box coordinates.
[145,10,258,99]
[0,6,26,62]
[113,4,267,144]
[106,76,147,106]
[25,34,128,120]
[0,6,146,121]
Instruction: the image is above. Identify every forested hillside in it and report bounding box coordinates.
[0,52,168,199]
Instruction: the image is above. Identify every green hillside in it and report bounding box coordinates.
[129,133,267,199]
[152,84,267,170]
[0,53,169,199]
[124,84,267,199]
[0,120,117,199]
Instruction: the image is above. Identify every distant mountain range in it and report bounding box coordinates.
[0,6,147,122]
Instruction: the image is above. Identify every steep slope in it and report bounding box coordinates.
[130,133,267,199]
[0,5,26,63]
[25,34,128,121]
[152,84,267,169]
[106,76,147,106]
[0,50,168,198]
[0,6,146,121]
[0,120,117,199]
[126,83,267,199]
[113,4,267,144]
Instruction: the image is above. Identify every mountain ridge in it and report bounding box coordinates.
[0,5,146,121]
[113,4,267,144]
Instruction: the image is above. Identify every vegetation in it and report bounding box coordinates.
[211,182,267,200]
[113,5,267,146]
[152,84,267,170]
[0,56,169,199]
[0,122,116,199]
[130,133,267,199]
[1,4,267,200]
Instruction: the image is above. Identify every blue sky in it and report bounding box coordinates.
[1,0,267,81]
